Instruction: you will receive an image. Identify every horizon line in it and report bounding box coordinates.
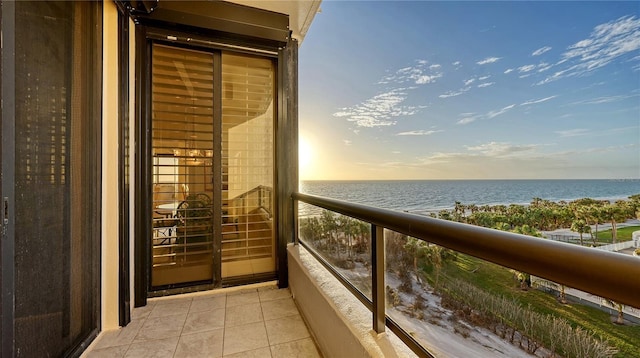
[300,178,640,182]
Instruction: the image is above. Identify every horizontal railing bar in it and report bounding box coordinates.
[294,192,640,309]
[298,239,373,312]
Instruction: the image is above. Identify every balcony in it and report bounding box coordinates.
[290,192,640,358]
[83,191,639,358]
[83,283,321,357]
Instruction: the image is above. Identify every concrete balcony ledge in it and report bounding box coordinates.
[288,244,416,358]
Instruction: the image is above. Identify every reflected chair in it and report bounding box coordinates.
[176,193,213,247]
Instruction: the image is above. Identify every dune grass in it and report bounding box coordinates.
[435,254,640,357]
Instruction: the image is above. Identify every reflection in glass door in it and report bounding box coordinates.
[148,43,276,289]
[221,53,275,278]
[151,44,214,287]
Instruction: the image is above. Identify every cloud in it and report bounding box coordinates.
[515,62,554,77]
[452,61,461,66]
[537,63,553,72]
[520,95,558,106]
[569,93,640,105]
[379,60,443,85]
[555,129,590,137]
[333,88,420,127]
[463,75,491,87]
[518,64,536,73]
[457,113,481,125]
[338,59,446,127]
[539,15,640,84]
[415,74,442,84]
[405,141,544,170]
[466,141,539,157]
[477,82,495,88]
[456,103,517,124]
[368,142,637,179]
[439,87,471,98]
[477,57,502,65]
[486,104,516,119]
[504,68,514,74]
[396,130,443,136]
[554,126,635,140]
[536,69,569,85]
[532,46,552,56]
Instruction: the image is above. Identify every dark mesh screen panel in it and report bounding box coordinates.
[14,2,99,356]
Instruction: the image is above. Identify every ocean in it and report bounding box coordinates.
[299,179,640,215]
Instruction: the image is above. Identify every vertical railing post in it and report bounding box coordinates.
[293,198,299,245]
[371,224,385,333]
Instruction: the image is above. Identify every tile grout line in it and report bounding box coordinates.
[259,292,275,358]
[221,293,227,357]
[123,310,151,357]
[171,298,192,358]
[120,316,144,358]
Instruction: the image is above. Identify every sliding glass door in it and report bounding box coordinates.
[148,43,275,290]
[221,54,275,278]
[1,2,101,356]
[151,45,215,287]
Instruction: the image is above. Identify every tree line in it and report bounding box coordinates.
[431,194,640,245]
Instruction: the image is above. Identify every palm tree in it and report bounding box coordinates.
[629,194,640,219]
[558,284,567,304]
[352,220,370,255]
[588,204,604,245]
[469,212,495,228]
[320,210,339,257]
[453,201,466,222]
[494,204,508,215]
[602,201,632,244]
[337,215,354,258]
[512,224,541,237]
[438,209,453,221]
[427,244,444,288]
[570,219,591,246]
[604,299,625,325]
[404,237,429,284]
[299,216,322,244]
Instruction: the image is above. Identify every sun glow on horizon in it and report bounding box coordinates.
[299,134,314,180]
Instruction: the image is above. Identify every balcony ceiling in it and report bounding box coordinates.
[226,0,322,43]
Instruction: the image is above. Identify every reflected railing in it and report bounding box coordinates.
[228,185,273,219]
[293,192,640,357]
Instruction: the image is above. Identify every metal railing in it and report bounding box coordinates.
[229,185,273,218]
[293,192,640,357]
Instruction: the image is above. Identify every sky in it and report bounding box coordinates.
[298,1,640,180]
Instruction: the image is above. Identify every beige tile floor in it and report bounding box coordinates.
[83,284,322,358]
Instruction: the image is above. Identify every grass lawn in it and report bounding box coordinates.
[595,225,640,243]
[434,254,640,358]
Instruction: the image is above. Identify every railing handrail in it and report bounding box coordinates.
[293,192,640,308]
[230,185,273,217]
